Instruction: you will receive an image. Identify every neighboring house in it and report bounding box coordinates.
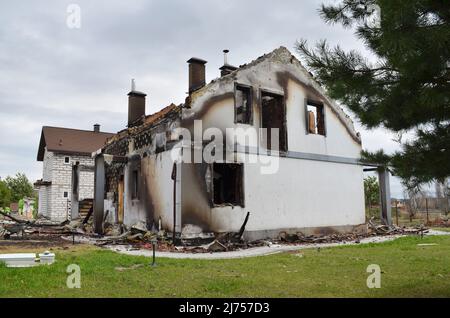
[21,197,35,219]
[92,47,391,239]
[35,125,114,221]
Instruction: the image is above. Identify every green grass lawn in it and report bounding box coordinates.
[1,235,450,298]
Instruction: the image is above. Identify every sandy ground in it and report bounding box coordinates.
[106,229,450,260]
[0,236,72,252]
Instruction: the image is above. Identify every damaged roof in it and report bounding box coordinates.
[188,46,361,143]
[37,126,115,161]
[140,103,179,129]
[104,103,180,147]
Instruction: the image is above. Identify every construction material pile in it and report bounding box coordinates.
[0,210,72,239]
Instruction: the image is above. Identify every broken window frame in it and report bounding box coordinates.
[234,83,253,125]
[209,162,245,208]
[131,170,139,200]
[305,99,326,136]
[259,88,288,153]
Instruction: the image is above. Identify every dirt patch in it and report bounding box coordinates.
[0,234,76,252]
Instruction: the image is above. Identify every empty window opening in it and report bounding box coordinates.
[306,101,325,135]
[260,91,287,152]
[64,156,70,164]
[212,163,244,206]
[235,84,252,124]
[131,170,139,200]
[63,191,68,198]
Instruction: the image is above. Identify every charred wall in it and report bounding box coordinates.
[177,46,364,236]
[102,106,181,229]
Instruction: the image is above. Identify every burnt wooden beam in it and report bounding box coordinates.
[235,211,250,241]
[93,154,105,234]
[83,206,93,225]
[71,163,80,220]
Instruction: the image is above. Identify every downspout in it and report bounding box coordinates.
[171,163,177,244]
[71,162,80,219]
[93,153,105,234]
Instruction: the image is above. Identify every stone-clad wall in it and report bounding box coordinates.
[38,148,95,221]
[79,169,94,201]
[37,149,54,218]
[38,186,48,218]
[43,149,53,182]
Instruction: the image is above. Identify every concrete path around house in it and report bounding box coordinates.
[106,229,450,260]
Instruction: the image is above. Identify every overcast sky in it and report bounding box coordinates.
[0,0,410,197]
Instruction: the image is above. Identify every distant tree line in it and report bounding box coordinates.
[364,176,380,211]
[0,173,34,209]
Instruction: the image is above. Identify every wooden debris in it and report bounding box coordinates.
[367,217,427,236]
[207,240,227,252]
[234,212,250,241]
[82,207,93,224]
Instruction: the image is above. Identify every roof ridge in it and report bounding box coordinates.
[187,46,361,144]
[43,125,114,135]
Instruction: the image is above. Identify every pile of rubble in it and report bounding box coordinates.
[367,217,428,236]
[171,218,430,254]
[0,210,72,239]
[1,209,431,254]
[273,219,428,246]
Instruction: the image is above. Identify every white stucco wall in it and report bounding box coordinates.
[208,154,365,233]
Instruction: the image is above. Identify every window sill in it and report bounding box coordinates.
[212,203,245,208]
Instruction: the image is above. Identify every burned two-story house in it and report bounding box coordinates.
[92,47,392,240]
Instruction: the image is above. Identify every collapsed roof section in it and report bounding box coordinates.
[102,103,181,155]
[101,46,361,155]
[185,46,361,144]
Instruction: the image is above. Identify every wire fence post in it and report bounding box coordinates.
[395,200,399,226]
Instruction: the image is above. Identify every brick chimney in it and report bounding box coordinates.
[187,57,207,93]
[128,79,146,127]
[93,124,100,132]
